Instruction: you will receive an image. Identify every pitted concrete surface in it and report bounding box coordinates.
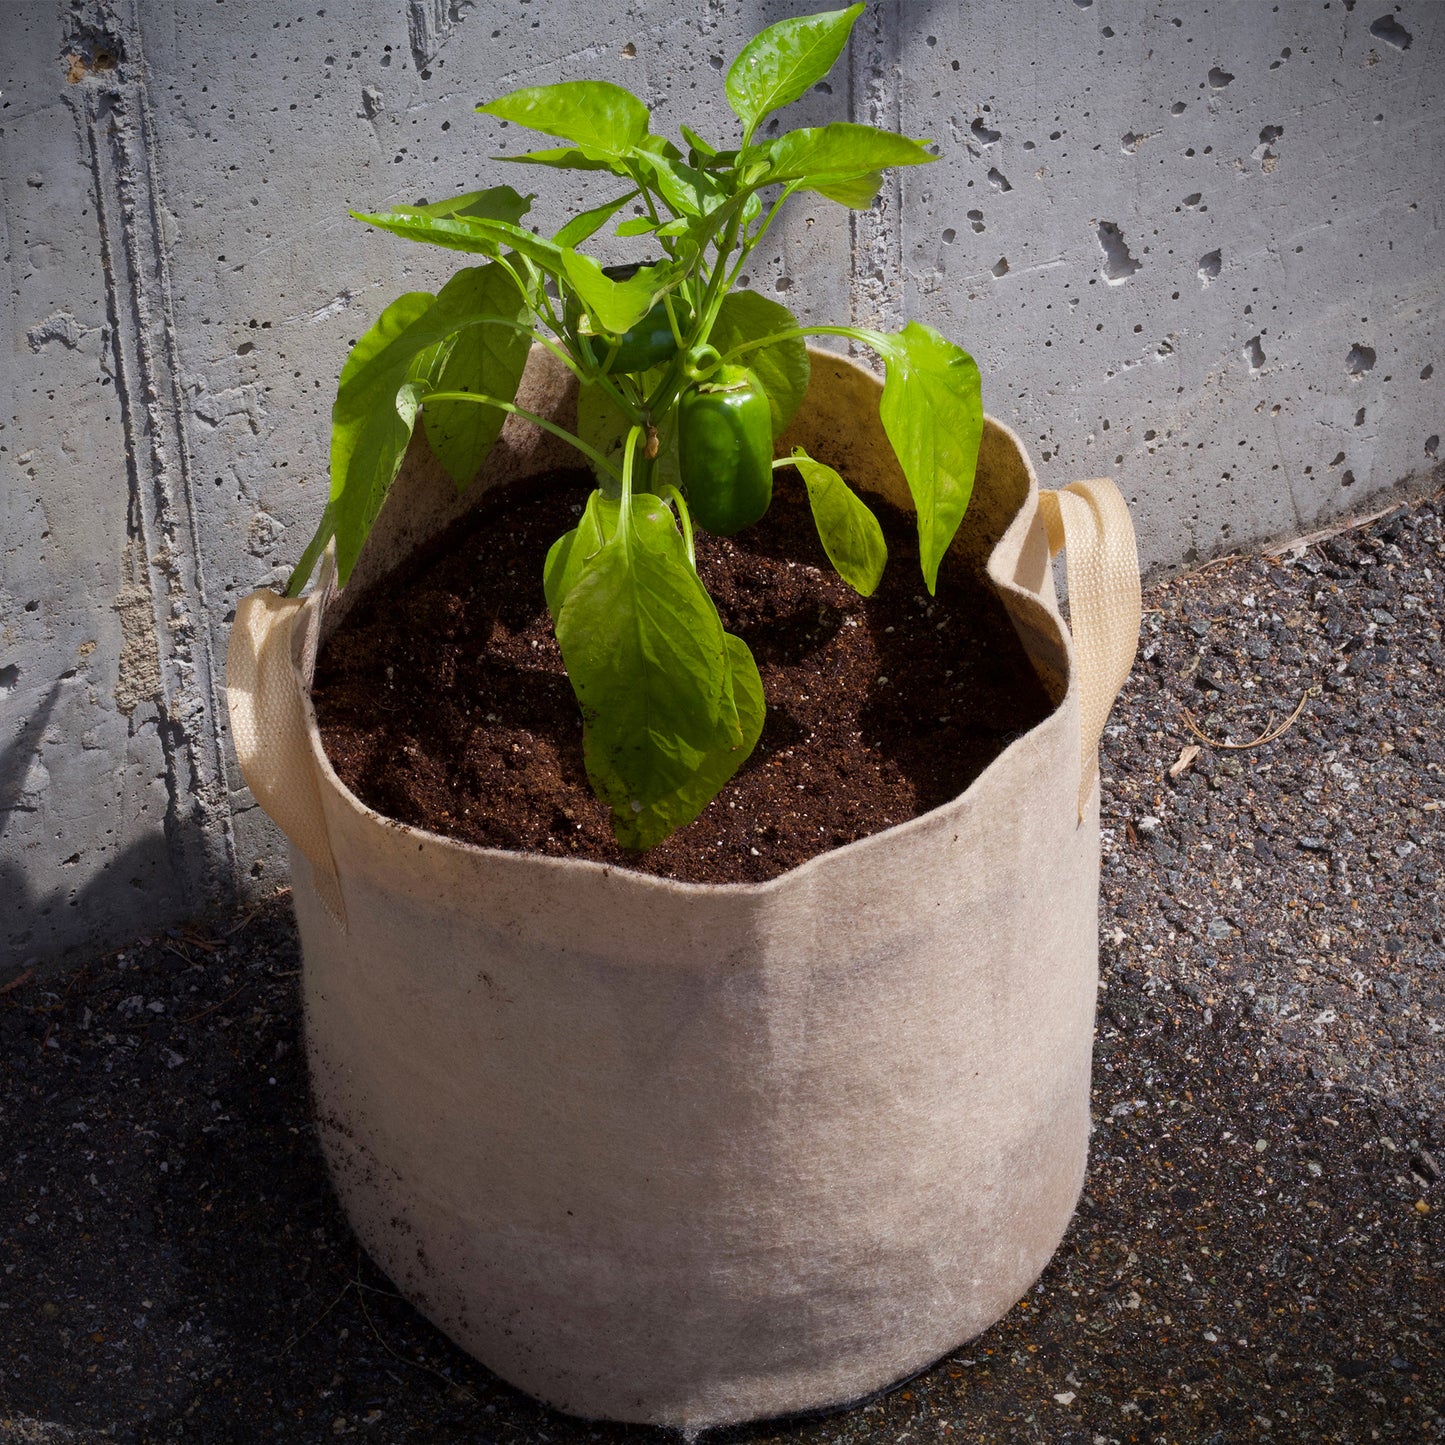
[2,1,1443,962]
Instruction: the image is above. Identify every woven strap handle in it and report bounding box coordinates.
[1037,479,1142,816]
[227,590,347,924]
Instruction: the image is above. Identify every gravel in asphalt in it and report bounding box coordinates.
[2,495,1441,1444]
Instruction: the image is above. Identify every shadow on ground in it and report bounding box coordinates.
[1,896,1438,1444]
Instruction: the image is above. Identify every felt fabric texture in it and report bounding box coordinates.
[227,349,1140,1428]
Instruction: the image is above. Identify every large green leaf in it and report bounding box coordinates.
[409,185,533,224]
[329,292,452,581]
[600,631,764,849]
[627,148,725,219]
[560,250,675,335]
[726,4,865,138]
[543,487,619,618]
[478,81,651,166]
[351,208,563,275]
[555,495,745,841]
[709,290,810,437]
[856,321,982,595]
[808,169,884,209]
[746,122,934,189]
[788,448,886,596]
[421,264,531,489]
[575,380,634,489]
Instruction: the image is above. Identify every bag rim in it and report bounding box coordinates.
[290,349,1082,899]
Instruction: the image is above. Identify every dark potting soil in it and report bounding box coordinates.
[312,467,1054,883]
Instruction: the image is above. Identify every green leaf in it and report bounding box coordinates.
[746,122,934,188]
[575,379,634,490]
[555,494,745,842]
[709,290,810,437]
[627,148,725,219]
[614,216,660,238]
[604,631,764,849]
[560,250,674,335]
[633,133,686,163]
[352,208,563,276]
[285,499,337,597]
[679,122,717,163]
[421,264,532,489]
[409,185,533,224]
[543,487,619,618]
[856,321,982,595]
[478,81,651,166]
[726,5,866,139]
[554,191,638,248]
[494,146,616,173]
[329,292,452,581]
[808,169,884,209]
[788,447,887,596]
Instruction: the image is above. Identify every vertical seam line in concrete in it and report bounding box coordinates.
[67,0,238,912]
[848,0,904,342]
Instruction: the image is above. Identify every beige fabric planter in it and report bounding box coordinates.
[227,348,1140,1429]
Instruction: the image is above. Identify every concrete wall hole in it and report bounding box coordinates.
[1346,344,1377,376]
[1097,221,1142,283]
[1368,16,1412,50]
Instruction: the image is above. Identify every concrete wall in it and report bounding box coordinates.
[3,0,1441,967]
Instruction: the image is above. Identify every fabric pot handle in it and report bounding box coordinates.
[1037,479,1142,817]
[227,588,347,925]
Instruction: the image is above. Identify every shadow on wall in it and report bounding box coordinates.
[1,682,184,971]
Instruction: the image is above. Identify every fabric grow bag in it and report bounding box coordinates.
[227,348,1141,1429]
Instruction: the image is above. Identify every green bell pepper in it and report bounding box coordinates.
[678,365,773,535]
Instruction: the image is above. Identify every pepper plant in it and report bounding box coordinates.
[288,4,984,849]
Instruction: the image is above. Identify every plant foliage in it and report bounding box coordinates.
[288,5,984,850]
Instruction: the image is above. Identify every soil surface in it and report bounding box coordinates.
[313,468,1053,883]
[3,494,1442,1444]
